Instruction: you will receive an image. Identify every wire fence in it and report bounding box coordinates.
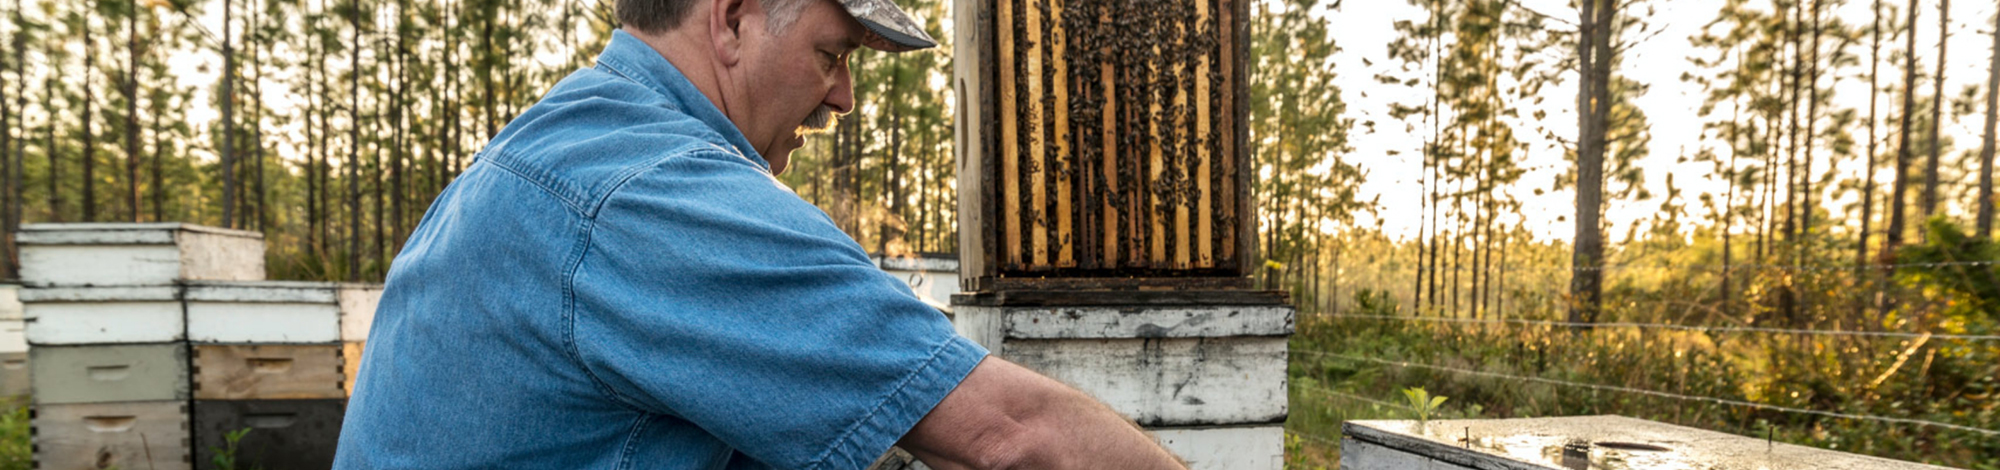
[1291,349,2000,438]
[1314,313,2000,341]
[1405,260,1998,273]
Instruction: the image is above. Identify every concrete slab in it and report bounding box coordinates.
[1342,415,1959,470]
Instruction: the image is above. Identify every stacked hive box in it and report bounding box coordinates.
[0,285,25,397]
[18,223,383,470]
[187,281,374,469]
[21,223,265,470]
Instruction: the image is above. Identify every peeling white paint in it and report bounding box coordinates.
[338,285,383,342]
[24,301,186,345]
[1154,425,1284,470]
[1002,306,1293,339]
[186,302,340,344]
[1005,337,1288,426]
[18,223,265,287]
[184,281,339,303]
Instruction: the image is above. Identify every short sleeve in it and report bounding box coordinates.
[569,151,988,470]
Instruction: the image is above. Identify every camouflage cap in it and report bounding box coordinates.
[834,0,937,52]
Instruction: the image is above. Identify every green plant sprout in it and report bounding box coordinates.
[208,427,255,470]
[1402,387,1449,426]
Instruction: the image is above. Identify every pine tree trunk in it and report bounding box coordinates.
[1886,0,1919,258]
[349,1,363,281]
[125,0,140,222]
[253,32,267,232]
[392,6,407,255]
[1857,0,1884,316]
[1976,7,1998,239]
[1571,0,1614,327]
[1920,0,1947,224]
[43,70,56,222]
[220,0,235,228]
[82,15,97,223]
[0,8,11,279]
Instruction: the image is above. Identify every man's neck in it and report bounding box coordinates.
[625,26,731,118]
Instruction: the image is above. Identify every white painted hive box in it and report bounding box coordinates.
[954,305,1292,426]
[0,284,22,320]
[23,286,184,345]
[18,223,265,287]
[338,283,384,342]
[185,281,341,344]
[1341,415,1958,470]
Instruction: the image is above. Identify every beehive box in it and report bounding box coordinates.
[193,344,344,400]
[22,286,185,345]
[953,0,1252,292]
[0,283,22,319]
[0,352,26,396]
[1341,415,1957,470]
[17,223,264,287]
[338,284,383,343]
[32,400,191,470]
[954,304,1290,426]
[0,319,25,354]
[342,342,365,396]
[192,399,345,470]
[31,343,189,405]
[184,282,341,344]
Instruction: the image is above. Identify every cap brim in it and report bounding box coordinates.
[839,0,938,52]
[856,18,937,52]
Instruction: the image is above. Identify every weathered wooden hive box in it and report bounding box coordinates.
[948,2,1285,467]
[1342,415,1958,470]
[15,223,386,470]
[953,0,1251,292]
[17,223,265,287]
[23,286,186,345]
[33,400,192,469]
[0,284,25,396]
[192,398,347,469]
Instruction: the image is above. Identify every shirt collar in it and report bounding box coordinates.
[594,29,770,172]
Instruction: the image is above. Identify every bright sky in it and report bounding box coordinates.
[1331,0,1999,243]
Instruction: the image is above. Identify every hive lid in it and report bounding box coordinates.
[18,223,263,245]
[1343,415,1956,470]
[183,281,340,303]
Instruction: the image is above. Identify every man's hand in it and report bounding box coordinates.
[896,356,1188,470]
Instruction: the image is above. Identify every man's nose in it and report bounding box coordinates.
[826,62,856,114]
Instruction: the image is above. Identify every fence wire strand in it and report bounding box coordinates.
[1407,260,1997,274]
[1293,349,2000,437]
[1315,313,2000,341]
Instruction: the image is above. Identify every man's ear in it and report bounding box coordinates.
[709,0,753,66]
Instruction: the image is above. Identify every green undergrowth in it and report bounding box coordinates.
[1283,310,1999,469]
[0,398,28,470]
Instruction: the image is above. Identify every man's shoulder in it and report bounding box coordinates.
[474,67,755,214]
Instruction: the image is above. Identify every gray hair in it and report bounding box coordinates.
[618,0,815,35]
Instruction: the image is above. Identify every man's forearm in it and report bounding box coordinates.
[1004,384,1186,469]
[901,357,1186,470]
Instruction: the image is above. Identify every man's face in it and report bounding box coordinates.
[736,0,862,174]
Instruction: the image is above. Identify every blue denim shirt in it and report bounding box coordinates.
[333,30,988,470]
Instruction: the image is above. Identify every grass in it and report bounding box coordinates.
[1282,311,2000,470]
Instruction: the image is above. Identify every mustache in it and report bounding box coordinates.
[798,105,839,134]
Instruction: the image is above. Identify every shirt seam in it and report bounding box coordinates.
[615,412,655,470]
[476,148,591,216]
[562,150,742,415]
[805,336,963,470]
